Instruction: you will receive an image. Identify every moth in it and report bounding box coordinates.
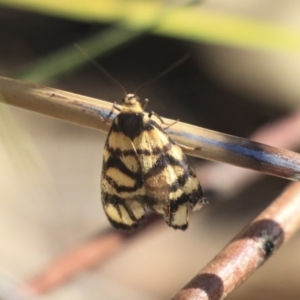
[101,93,207,230]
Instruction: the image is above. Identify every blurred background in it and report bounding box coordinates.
[0,1,300,299]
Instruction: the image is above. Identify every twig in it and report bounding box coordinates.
[198,110,300,197]
[1,76,300,181]
[171,182,300,300]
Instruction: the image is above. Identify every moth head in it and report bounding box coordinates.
[123,94,140,105]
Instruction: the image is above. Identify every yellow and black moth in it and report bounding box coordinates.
[101,93,207,231]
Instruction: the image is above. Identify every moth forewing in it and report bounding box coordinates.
[101,94,207,231]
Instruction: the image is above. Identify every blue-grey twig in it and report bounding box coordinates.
[0,76,300,181]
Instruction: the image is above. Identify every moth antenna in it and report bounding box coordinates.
[134,53,190,94]
[74,44,127,97]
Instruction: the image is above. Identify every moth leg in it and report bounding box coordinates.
[148,111,179,129]
[163,119,179,130]
[142,98,149,110]
[104,102,121,124]
[148,111,163,122]
[113,103,121,111]
[148,112,197,148]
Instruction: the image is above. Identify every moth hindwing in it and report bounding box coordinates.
[101,94,207,231]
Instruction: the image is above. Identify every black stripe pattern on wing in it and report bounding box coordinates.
[102,193,144,231]
[105,144,172,157]
[143,150,192,195]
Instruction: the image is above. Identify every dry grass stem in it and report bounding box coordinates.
[198,110,300,197]
[1,76,300,181]
[171,182,300,300]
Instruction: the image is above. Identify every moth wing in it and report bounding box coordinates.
[132,120,206,230]
[101,122,147,230]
